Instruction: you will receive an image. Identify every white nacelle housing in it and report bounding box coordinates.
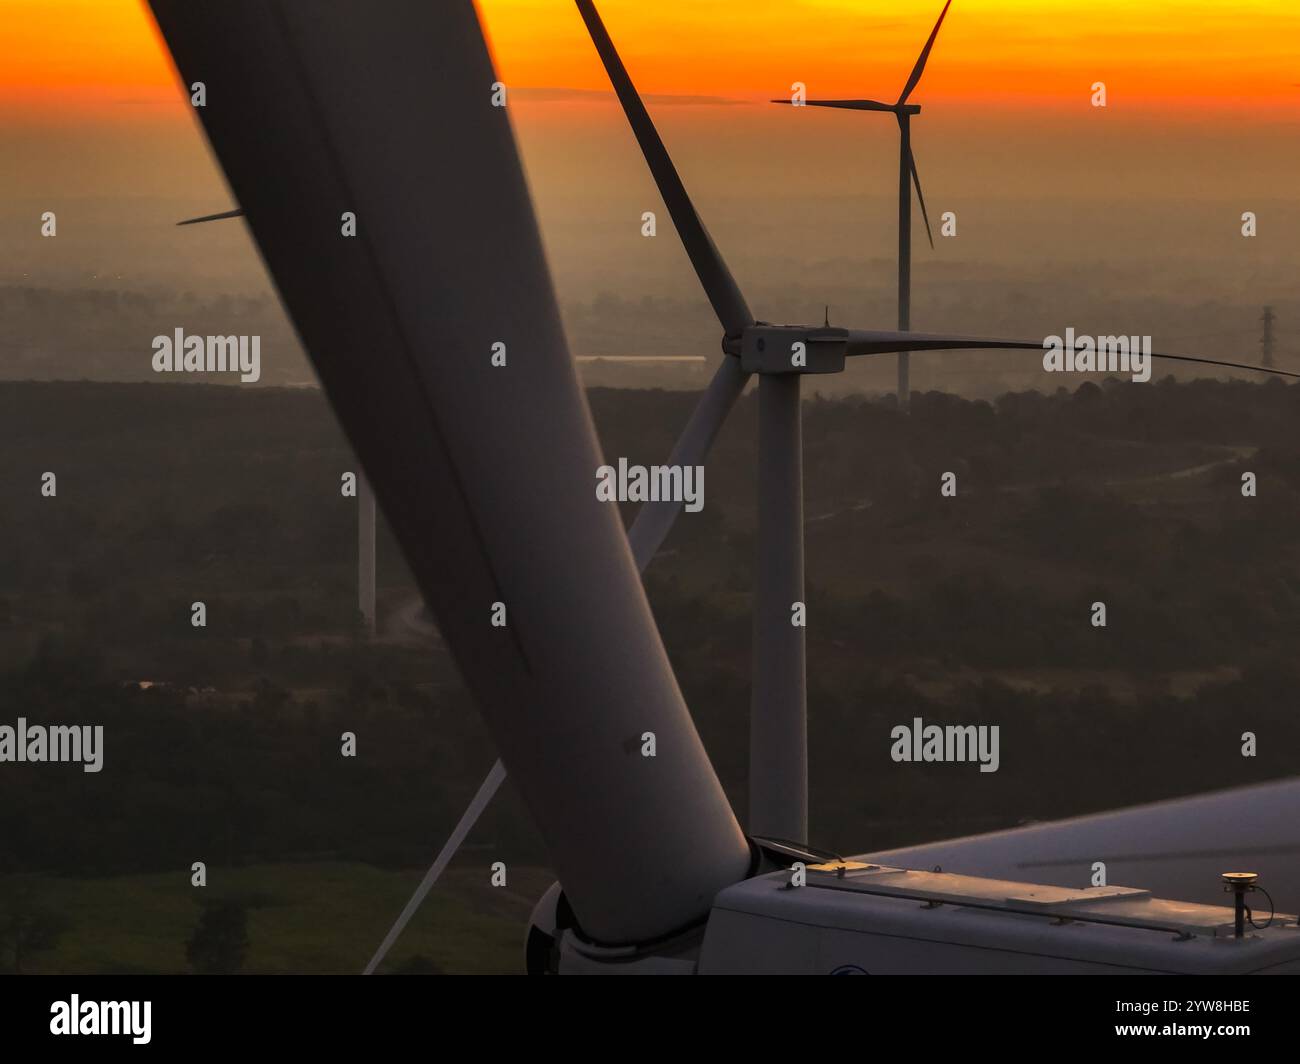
[695,864,1300,975]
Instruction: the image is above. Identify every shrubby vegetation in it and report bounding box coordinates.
[1,378,1297,949]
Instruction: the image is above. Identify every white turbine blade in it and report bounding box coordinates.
[898,0,953,105]
[577,0,754,339]
[843,330,1300,378]
[627,356,749,568]
[146,0,749,946]
[371,356,750,967]
[845,330,1043,356]
[905,141,934,249]
[861,778,1300,907]
[363,759,506,975]
[367,354,748,964]
[770,98,896,112]
[176,207,245,226]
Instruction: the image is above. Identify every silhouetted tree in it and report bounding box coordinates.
[186,901,250,974]
[0,891,68,974]
[390,953,443,975]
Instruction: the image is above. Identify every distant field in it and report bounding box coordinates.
[2,861,554,975]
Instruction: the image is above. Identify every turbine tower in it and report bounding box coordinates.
[357,470,376,634]
[1262,306,1276,369]
[773,0,952,411]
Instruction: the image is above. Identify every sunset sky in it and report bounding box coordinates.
[4,1,1300,392]
[4,0,1300,122]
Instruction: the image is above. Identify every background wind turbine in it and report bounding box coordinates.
[356,472,376,634]
[774,0,952,411]
[179,205,378,635]
[575,0,1298,848]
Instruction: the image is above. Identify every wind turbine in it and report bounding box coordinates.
[773,0,952,411]
[177,204,378,636]
[573,0,1300,846]
[148,0,1300,974]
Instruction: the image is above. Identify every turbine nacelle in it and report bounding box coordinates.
[740,323,850,375]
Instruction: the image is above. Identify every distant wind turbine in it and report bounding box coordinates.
[774,0,952,411]
[178,201,374,629]
[357,472,376,634]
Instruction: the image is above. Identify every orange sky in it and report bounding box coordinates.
[3,0,1300,126]
[3,1,1299,386]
